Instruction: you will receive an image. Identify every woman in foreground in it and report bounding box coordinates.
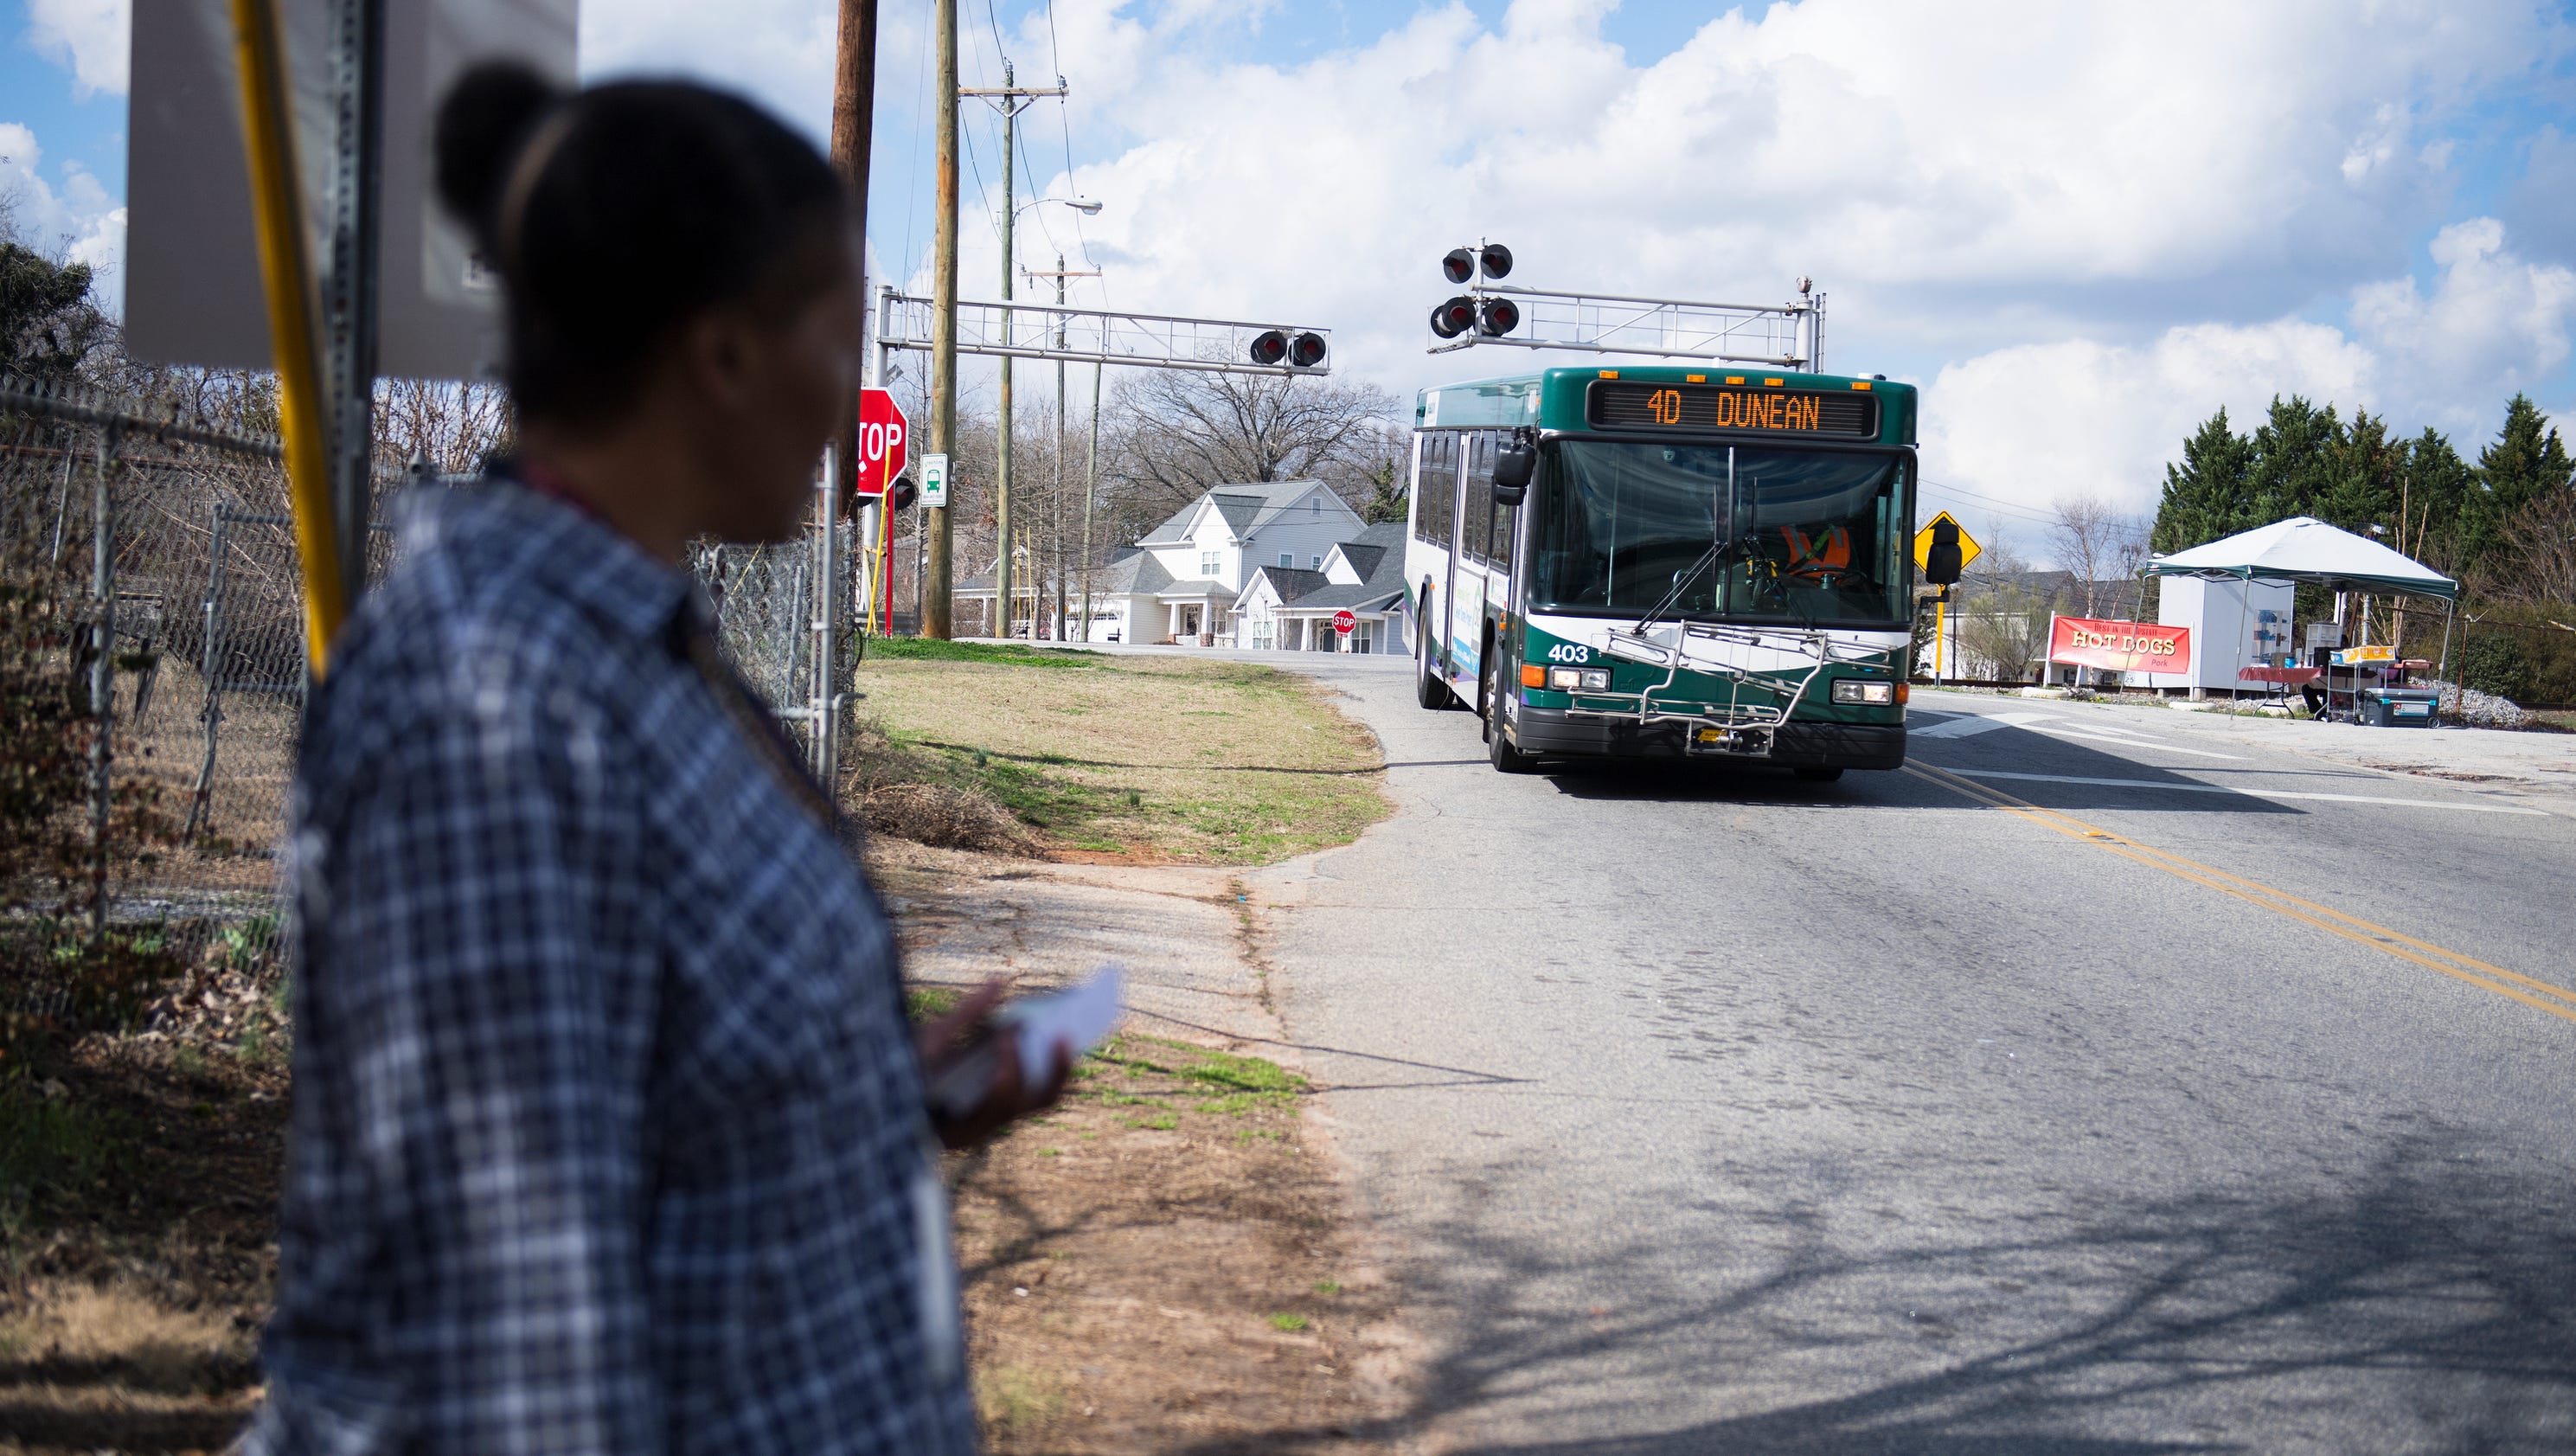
[245,62,1050,1456]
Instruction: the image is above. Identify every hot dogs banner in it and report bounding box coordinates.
[2047,616,2193,675]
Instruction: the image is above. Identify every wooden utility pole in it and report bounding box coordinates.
[962,69,1066,638]
[924,0,958,637]
[1027,256,1098,639]
[829,0,876,524]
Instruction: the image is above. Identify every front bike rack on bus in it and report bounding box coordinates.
[1581,622,1892,758]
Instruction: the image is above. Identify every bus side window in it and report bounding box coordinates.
[1414,432,1458,549]
[1462,431,1496,568]
[1485,431,1516,568]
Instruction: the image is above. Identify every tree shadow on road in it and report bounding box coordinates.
[1169,1124,2576,1454]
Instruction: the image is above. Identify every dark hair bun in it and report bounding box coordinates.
[433,60,564,243]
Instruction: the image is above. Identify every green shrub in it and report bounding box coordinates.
[2458,633,2534,702]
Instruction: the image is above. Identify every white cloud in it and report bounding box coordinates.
[2350,219,2576,426]
[1921,321,2375,524]
[25,0,130,99]
[1920,221,2576,537]
[0,123,129,317]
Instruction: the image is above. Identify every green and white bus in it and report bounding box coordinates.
[1406,364,1925,778]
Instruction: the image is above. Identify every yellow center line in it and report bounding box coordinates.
[1901,761,2576,1027]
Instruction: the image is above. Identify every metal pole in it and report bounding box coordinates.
[923,0,958,638]
[813,446,840,782]
[87,425,118,946]
[995,61,1017,640]
[232,0,350,676]
[324,0,385,595]
[1054,255,1067,641]
[2438,600,2456,687]
[1080,361,1100,642]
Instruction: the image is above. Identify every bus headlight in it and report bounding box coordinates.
[1548,667,1612,691]
[1832,679,1895,705]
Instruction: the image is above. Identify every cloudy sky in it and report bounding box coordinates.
[7,0,2574,555]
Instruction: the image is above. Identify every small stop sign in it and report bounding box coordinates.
[1333,609,1356,636]
[853,388,908,497]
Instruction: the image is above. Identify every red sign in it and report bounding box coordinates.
[1332,609,1356,636]
[2048,616,2191,675]
[852,388,908,497]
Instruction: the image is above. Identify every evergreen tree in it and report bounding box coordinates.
[2397,427,2471,568]
[0,241,105,383]
[2463,395,2575,574]
[2315,408,2401,535]
[2246,395,2342,524]
[2150,407,2252,553]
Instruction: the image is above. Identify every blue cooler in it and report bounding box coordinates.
[2359,686,2439,728]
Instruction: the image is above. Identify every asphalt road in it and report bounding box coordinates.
[1241,657,2576,1455]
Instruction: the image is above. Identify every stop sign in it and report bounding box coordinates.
[853,388,908,497]
[1332,609,1356,636]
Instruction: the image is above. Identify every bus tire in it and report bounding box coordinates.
[1483,654,1537,773]
[1793,766,1844,782]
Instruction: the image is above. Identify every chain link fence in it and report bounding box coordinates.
[2,372,850,1063]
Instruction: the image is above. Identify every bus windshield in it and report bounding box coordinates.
[1526,441,1913,626]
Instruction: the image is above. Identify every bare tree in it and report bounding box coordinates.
[1102,369,1399,523]
[2047,494,2145,617]
[376,378,512,475]
[2492,485,2576,606]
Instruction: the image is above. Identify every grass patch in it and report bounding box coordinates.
[849,651,1387,864]
[1313,1280,1342,1296]
[907,985,963,1022]
[974,1362,1068,1431]
[1266,1312,1310,1332]
[869,636,1098,669]
[0,1090,118,1221]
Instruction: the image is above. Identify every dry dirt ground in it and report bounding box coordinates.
[2,664,1413,1454]
[876,839,1417,1455]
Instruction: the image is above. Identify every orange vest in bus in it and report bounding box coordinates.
[1780,524,1851,580]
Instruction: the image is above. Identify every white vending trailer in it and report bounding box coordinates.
[2146,575,2293,694]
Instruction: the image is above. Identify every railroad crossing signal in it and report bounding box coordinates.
[853,388,908,497]
[1913,511,1981,577]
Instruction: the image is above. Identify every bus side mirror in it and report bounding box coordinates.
[1925,518,1963,586]
[1494,443,1535,504]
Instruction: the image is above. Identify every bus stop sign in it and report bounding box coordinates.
[854,389,908,497]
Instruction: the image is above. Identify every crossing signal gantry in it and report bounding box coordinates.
[876,290,1329,377]
[1424,243,1825,371]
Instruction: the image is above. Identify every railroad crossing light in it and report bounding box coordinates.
[1478,243,1512,279]
[1443,247,1476,285]
[887,478,920,511]
[1249,330,1289,366]
[1926,517,1963,587]
[1430,296,1477,338]
[1477,298,1520,336]
[1290,331,1327,368]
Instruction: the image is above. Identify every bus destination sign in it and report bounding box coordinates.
[1588,381,1878,439]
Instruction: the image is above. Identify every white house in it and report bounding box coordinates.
[1044,480,1368,645]
[1232,522,1410,654]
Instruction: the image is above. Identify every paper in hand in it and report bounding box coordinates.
[999,962,1125,1078]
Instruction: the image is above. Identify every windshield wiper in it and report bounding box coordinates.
[1628,534,1744,638]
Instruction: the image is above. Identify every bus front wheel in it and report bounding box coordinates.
[1416,612,1454,710]
[1483,654,1538,774]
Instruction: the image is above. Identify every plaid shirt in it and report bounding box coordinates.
[245,478,977,1456]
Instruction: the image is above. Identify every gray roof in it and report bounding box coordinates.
[1252,523,1410,613]
[1134,479,1351,545]
[1248,567,1331,604]
[1089,550,1173,595]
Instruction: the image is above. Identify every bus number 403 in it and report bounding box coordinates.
[1545,643,1591,664]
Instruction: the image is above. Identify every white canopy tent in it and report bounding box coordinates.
[2145,516,2459,674]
